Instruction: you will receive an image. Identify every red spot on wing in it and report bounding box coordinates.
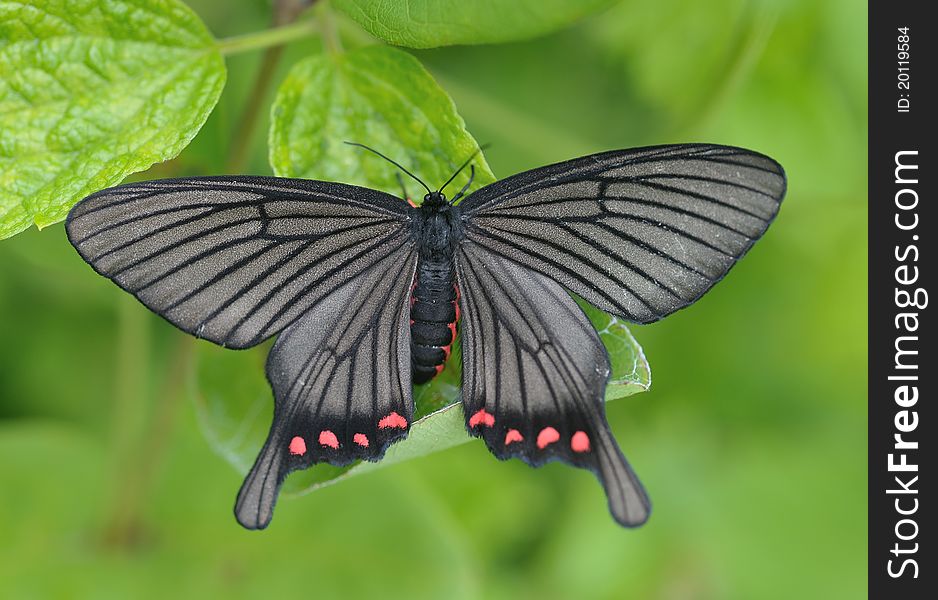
[353,433,370,448]
[468,408,495,428]
[378,411,408,429]
[536,427,560,449]
[318,430,339,449]
[571,431,591,453]
[289,436,307,456]
[504,429,523,445]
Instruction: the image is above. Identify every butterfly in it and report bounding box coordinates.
[66,143,786,530]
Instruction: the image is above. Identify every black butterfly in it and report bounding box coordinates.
[66,143,785,530]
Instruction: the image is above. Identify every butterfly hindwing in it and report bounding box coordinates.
[66,176,411,348]
[458,144,786,324]
[235,247,417,529]
[456,241,651,527]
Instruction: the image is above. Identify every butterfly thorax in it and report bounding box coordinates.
[409,194,463,384]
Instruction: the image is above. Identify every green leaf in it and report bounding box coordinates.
[191,307,650,495]
[270,45,495,195]
[333,0,618,48]
[0,0,225,239]
[583,304,651,400]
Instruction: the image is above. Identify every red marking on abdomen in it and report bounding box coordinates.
[319,430,339,449]
[447,322,457,340]
[571,431,590,453]
[353,433,370,447]
[407,198,417,208]
[435,364,444,375]
[536,427,560,449]
[505,429,523,445]
[453,300,461,323]
[468,408,495,428]
[289,436,307,456]
[379,411,408,429]
[441,344,452,359]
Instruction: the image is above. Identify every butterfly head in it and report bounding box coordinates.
[422,191,448,209]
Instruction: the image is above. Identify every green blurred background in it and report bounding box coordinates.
[0,0,866,598]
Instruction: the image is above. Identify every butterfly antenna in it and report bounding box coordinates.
[449,165,475,205]
[344,141,432,195]
[438,144,490,196]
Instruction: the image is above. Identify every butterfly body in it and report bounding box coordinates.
[409,191,463,383]
[65,144,786,531]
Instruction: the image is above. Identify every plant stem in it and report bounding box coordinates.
[216,19,319,56]
[104,334,195,549]
[100,293,150,548]
[225,49,285,172]
[317,1,343,54]
[226,0,315,172]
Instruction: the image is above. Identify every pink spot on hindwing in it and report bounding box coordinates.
[319,430,339,449]
[378,411,408,429]
[353,433,370,448]
[536,427,560,449]
[571,431,591,453]
[289,436,307,456]
[504,429,523,445]
[468,408,495,428]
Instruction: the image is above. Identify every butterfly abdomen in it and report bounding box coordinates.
[410,256,458,384]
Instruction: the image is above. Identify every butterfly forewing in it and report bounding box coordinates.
[458,144,786,323]
[236,247,417,529]
[66,176,411,348]
[456,241,651,527]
